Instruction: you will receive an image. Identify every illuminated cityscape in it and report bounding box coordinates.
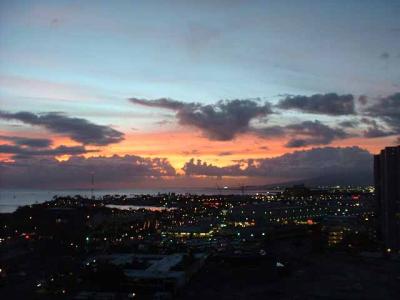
[1,1,400,299]
[0,181,399,299]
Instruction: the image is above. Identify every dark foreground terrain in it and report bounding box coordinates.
[179,253,400,300]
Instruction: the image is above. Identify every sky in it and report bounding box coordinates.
[0,0,399,189]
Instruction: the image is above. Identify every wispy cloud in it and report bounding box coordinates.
[0,144,96,159]
[0,111,124,146]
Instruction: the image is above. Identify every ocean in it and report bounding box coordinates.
[0,188,274,213]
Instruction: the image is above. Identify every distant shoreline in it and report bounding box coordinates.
[0,188,279,213]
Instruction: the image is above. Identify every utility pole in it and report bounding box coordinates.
[216,183,222,194]
[91,172,95,200]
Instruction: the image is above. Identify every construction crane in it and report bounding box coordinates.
[215,183,222,194]
[90,172,95,200]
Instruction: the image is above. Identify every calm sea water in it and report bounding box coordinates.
[0,188,274,213]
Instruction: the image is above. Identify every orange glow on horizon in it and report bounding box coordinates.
[0,129,395,170]
[92,131,288,169]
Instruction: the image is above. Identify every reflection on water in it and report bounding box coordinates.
[105,204,176,211]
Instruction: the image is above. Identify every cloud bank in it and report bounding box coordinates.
[0,155,176,189]
[183,146,372,183]
[0,147,373,188]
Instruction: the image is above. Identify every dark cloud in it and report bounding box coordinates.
[255,125,286,137]
[359,117,393,138]
[183,147,372,184]
[284,139,309,148]
[0,111,124,146]
[256,120,350,148]
[358,95,368,106]
[364,93,400,135]
[130,98,186,110]
[360,117,376,126]
[130,96,357,145]
[0,155,176,189]
[285,121,350,147]
[183,158,241,177]
[380,52,390,59]
[182,149,199,156]
[363,128,393,138]
[50,18,60,27]
[218,151,234,156]
[338,120,359,128]
[277,93,355,116]
[0,135,52,148]
[130,98,272,140]
[0,144,96,159]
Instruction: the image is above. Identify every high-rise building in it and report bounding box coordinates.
[374,146,400,251]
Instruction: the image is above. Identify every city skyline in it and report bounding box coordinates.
[1,1,400,188]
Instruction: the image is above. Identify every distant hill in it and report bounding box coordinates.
[275,171,373,187]
[234,170,373,190]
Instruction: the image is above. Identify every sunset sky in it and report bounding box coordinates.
[0,0,399,188]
